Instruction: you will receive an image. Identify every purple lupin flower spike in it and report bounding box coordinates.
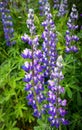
[38,0,48,16]
[46,55,68,128]
[0,1,15,46]
[21,9,45,118]
[65,4,79,53]
[58,0,68,17]
[53,0,60,10]
[41,1,57,77]
[67,4,78,30]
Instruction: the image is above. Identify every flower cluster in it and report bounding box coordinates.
[21,2,69,128]
[53,0,60,10]
[41,1,57,77]
[46,56,68,128]
[58,0,68,17]
[0,1,15,46]
[21,9,45,118]
[38,0,48,16]
[67,4,78,30]
[65,4,79,53]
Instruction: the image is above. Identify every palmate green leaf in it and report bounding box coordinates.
[5,121,19,130]
[63,54,76,66]
[14,103,27,118]
[66,85,72,98]
[77,30,82,39]
[71,113,82,130]
[52,9,58,18]
[4,89,16,101]
[77,91,82,106]
[0,47,8,60]
[8,47,19,57]
[0,62,12,88]
[10,128,19,130]
[36,116,51,130]
[37,119,43,126]
[28,114,35,123]
[0,109,5,122]
[34,125,52,130]
[0,95,5,104]
[70,85,82,92]
[56,14,68,31]
[34,126,40,130]
[72,113,81,121]
[0,127,4,130]
[23,107,35,123]
[34,14,40,25]
[0,62,10,76]
[57,41,65,52]
[8,77,16,89]
[0,56,17,77]
[56,30,65,43]
[8,71,24,88]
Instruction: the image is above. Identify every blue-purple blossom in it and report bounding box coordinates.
[41,1,57,77]
[38,0,48,16]
[58,0,68,17]
[46,56,68,128]
[65,4,79,53]
[67,4,78,30]
[21,2,69,128]
[53,0,60,10]
[21,9,45,118]
[0,1,15,46]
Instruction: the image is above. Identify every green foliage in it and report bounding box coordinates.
[0,4,35,128]
[34,118,56,130]
[0,0,82,130]
[0,46,35,129]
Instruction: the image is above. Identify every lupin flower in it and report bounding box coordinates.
[65,4,79,53]
[67,4,78,30]
[46,56,68,128]
[41,1,57,77]
[53,0,60,10]
[38,0,48,16]
[0,1,15,46]
[21,9,45,118]
[58,0,68,17]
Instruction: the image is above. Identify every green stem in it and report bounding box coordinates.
[59,125,61,130]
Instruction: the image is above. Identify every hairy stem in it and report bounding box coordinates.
[59,125,61,130]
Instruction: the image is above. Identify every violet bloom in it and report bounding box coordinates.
[0,1,15,46]
[58,0,68,17]
[46,56,68,128]
[38,0,48,16]
[21,9,45,118]
[53,0,60,10]
[65,4,79,53]
[67,4,78,30]
[41,2,57,77]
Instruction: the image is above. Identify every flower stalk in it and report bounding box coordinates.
[0,1,15,46]
[21,9,45,118]
[65,4,79,52]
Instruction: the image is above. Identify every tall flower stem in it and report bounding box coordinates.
[21,8,45,118]
[65,4,79,53]
[59,125,62,130]
[0,1,15,46]
[31,42,40,111]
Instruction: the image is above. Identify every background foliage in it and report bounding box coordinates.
[0,0,82,130]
